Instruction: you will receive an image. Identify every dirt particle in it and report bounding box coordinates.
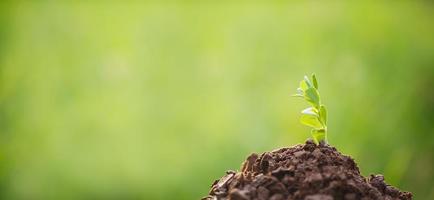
[344,193,356,200]
[228,189,249,200]
[312,149,323,158]
[256,186,270,200]
[305,194,333,200]
[294,150,307,158]
[269,194,284,200]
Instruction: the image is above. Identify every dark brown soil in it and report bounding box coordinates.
[202,140,412,200]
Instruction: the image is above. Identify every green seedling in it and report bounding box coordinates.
[293,74,328,145]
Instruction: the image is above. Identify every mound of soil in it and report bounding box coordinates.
[202,140,412,200]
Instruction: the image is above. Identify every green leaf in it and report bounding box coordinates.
[301,107,318,116]
[299,80,309,91]
[297,88,304,94]
[304,88,320,107]
[319,105,327,124]
[292,88,304,97]
[311,74,318,89]
[311,129,326,144]
[300,110,322,129]
[304,76,312,88]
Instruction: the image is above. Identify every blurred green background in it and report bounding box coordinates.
[0,1,433,199]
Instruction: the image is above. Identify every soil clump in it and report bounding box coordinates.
[202,140,412,200]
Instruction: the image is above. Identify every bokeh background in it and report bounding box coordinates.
[0,1,433,199]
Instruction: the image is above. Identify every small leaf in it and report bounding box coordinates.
[299,80,309,91]
[311,74,318,89]
[304,76,312,88]
[301,107,318,116]
[292,88,304,97]
[311,129,326,144]
[319,105,327,124]
[304,88,320,107]
[297,88,304,94]
[300,112,322,129]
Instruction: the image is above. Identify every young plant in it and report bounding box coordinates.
[293,74,328,145]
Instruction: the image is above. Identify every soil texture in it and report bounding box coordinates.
[202,140,412,200]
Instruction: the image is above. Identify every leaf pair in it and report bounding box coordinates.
[293,74,328,145]
[300,107,322,129]
[293,75,320,109]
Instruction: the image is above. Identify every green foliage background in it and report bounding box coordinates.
[0,1,433,199]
